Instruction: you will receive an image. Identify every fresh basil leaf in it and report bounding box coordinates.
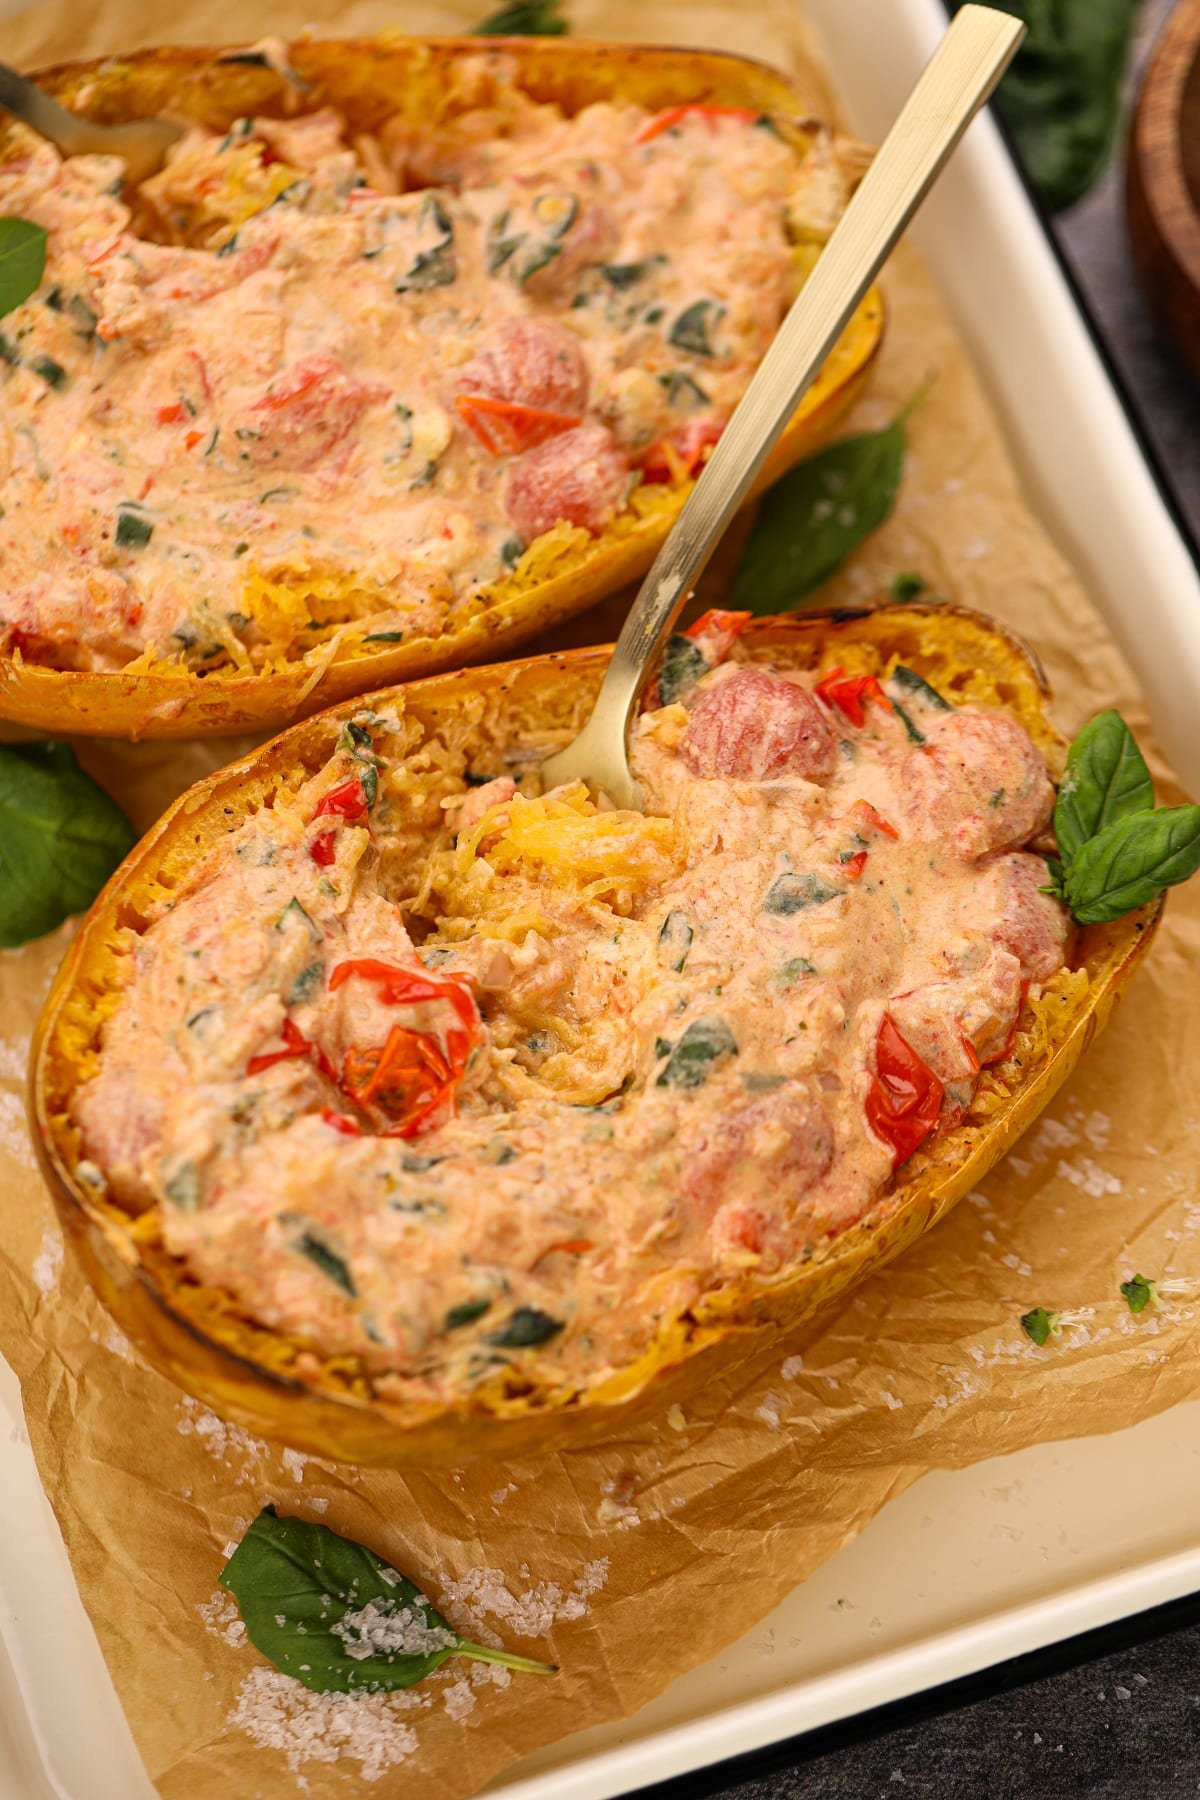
[951,0,1139,213]
[763,872,844,915]
[0,742,135,947]
[0,217,48,319]
[297,1232,357,1297]
[1063,805,1200,924]
[220,1507,554,1694]
[657,1017,737,1088]
[487,1306,564,1348]
[472,0,567,32]
[1054,708,1154,865]
[445,1296,492,1331]
[889,664,950,712]
[668,300,722,357]
[731,412,906,613]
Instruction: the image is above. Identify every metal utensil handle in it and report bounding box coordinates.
[0,60,95,156]
[595,3,1023,739]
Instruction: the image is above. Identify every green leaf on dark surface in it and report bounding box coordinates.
[952,0,1141,213]
[656,1017,738,1088]
[1053,708,1154,864]
[731,411,907,614]
[472,0,567,34]
[0,742,135,948]
[1062,804,1200,924]
[0,217,47,318]
[220,1508,555,1694]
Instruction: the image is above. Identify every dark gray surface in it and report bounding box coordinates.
[628,3,1200,1795]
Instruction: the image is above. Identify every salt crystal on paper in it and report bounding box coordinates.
[436,1557,609,1643]
[781,1354,804,1381]
[230,1667,421,1780]
[879,1390,903,1412]
[31,1226,63,1298]
[442,1678,476,1721]
[755,1392,783,1428]
[332,1598,457,1661]
[1056,1157,1121,1198]
[281,1448,308,1483]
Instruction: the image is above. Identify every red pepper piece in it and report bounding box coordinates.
[320,1109,363,1136]
[815,667,894,729]
[156,401,188,424]
[865,1013,945,1168]
[633,104,759,145]
[312,777,368,823]
[310,829,337,868]
[852,799,899,840]
[640,417,724,484]
[454,393,581,457]
[842,850,869,880]
[246,1017,314,1077]
[329,959,480,1137]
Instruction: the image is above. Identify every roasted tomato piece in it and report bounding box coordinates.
[981,851,1072,979]
[233,355,386,470]
[679,667,837,783]
[456,317,589,415]
[684,1089,834,1223]
[504,421,629,541]
[901,709,1055,860]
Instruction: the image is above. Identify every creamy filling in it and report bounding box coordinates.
[0,85,842,672]
[75,645,1070,1403]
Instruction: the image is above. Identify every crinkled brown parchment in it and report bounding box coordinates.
[1,2,1198,1796]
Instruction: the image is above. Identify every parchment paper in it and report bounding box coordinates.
[1,2,1198,1795]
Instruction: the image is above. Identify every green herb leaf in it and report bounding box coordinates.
[362,630,404,644]
[888,571,926,602]
[220,1507,555,1694]
[472,0,567,34]
[1062,805,1200,925]
[1020,1306,1057,1347]
[668,299,722,357]
[657,635,707,706]
[0,742,135,947]
[1054,709,1154,865]
[657,1017,738,1089]
[888,664,950,712]
[115,505,153,549]
[731,412,906,613]
[0,217,47,319]
[1120,1274,1154,1315]
[951,0,1139,213]
[487,1306,564,1348]
[445,1296,492,1331]
[297,1232,357,1297]
[763,872,844,915]
[656,908,693,972]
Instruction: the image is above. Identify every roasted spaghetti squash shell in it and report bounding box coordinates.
[0,36,882,741]
[29,603,1161,1466]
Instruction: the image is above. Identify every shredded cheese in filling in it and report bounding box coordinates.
[74,642,1072,1404]
[0,74,852,674]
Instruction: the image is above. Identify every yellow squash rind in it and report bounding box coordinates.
[29,603,1161,1465]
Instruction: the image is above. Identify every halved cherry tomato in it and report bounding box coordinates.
[455,393,581,457]
[865,1013,944,1168]
[329,958,480,1137]
[633,104,759,145]
[641,417,724,484]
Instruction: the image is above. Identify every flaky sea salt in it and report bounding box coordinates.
[755,1392,784,1429]
[441,1678,476,1721]
[176,1397,269,1473]
[436,1558,609,1643]
[281,1448,308,1483]
[1056,1157,1121,1198]
[31,1225,63,1298]
[198,1589,248,1648]
[780,1354,805,1381]
[230,1667,422,1780]
[332,1598,457,1661]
